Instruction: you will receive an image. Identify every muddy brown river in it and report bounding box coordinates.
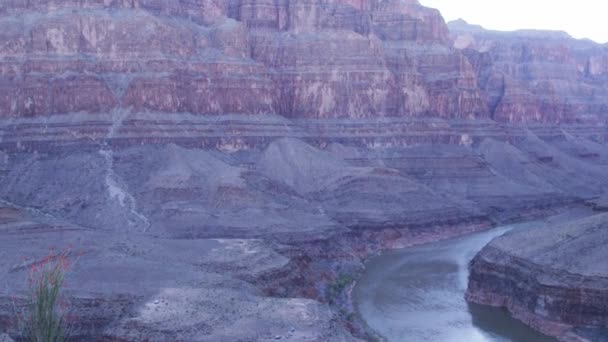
[354,223,557,342]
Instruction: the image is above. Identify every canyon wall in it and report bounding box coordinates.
[1,0,606,153]
[0,1,605,121]
[449,19,608,124]
[0,0,482,121]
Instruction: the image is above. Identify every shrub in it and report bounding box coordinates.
[326,273,354,305]
[22,249,73,342]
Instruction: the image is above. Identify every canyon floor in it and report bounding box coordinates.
[1,126,608,341]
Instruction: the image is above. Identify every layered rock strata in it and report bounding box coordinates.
[466,214,608,341]
[449,19,608,124]
[0,0,485,121]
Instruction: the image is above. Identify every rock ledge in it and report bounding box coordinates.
[466,214,608,341]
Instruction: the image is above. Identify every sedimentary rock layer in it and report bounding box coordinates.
[0,0,486,122]
[0,1,606,159]
[2,0,606,129]
[467,214,608,341]
[449,19,608,124]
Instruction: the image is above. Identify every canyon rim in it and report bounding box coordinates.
[0,0,608,341]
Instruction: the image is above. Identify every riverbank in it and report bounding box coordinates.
[253,215,493,340]
[466,213,608,342]
[346,206,594,341]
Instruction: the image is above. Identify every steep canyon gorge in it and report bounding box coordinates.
[0,0,607,341]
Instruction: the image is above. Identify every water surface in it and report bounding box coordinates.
[354,224,557,342]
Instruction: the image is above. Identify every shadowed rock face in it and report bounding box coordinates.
[0,0,608,341]
[466,214,608,341]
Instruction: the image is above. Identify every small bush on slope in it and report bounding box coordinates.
[22,249,74,342]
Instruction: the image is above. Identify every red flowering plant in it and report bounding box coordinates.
[19,245,77,342]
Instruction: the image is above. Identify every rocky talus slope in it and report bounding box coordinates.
[0,0,607,340]
[467,214,608,342]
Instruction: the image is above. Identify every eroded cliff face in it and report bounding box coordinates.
[0,0,485,124]
[466,214,608,341]
[0,1,604,157]
[450,19,608,124]
[0,1,605,154]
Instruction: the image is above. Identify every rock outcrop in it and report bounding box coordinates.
[466,214,608,341]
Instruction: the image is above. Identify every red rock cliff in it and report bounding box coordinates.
[450,19,608,124]
[0,0,606,151]
[0,0,487,120]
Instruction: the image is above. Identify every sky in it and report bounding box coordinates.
[419,0,608,44]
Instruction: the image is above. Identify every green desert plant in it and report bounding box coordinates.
[23,249,73,342]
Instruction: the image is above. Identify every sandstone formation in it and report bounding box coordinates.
[0,2,606,156]
[0,0,484,123]
[467,214,608,341]
[0,0,607,341]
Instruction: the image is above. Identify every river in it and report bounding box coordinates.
[354,222,557,342]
